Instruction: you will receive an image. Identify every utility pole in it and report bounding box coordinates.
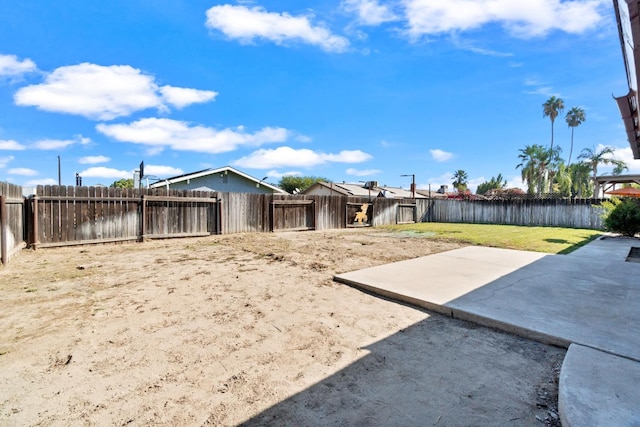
[401,174,415,199]
[58,156,61,186]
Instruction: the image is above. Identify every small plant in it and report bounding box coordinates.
[603,199,640,237]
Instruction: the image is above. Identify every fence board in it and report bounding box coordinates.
[428,198,604,229]
[3,182,611,258]
[0,182,25,265]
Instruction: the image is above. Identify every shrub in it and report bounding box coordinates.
[603,199,640,237]
[597,196,621,221]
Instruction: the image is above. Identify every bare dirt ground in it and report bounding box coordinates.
[0,229,564,426]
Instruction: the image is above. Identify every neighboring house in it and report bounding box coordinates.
[303,181,429,199]
[149,166,288,194]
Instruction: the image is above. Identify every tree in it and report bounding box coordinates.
[517,144,550,196]
[613,163,629,175]
[451,169,469,192]
[110,178,134,188]
[476,173,507,195]
[569,162,593,198]
[543,96,565,152]
[577,146,627,197]
[278,175,329,194]
[553,162,572,197]
[565,107,586,165]
[545,145,564,194]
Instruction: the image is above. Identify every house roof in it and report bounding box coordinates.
[614,0,640,159]
[149,166,288,194]
[305,181,427,199]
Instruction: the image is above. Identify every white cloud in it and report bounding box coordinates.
[79,167,131,179]
[402,0,607,39]
[342,0,398,25]
[523,78,560,97]
[0,155,15,168]
[24,178,57,186]
[0,140,26,150]
[33,138,76,150]
[79,155,110,164]
[205,5,350,52]
[425,172,454,189]
[8,167,38,176]
[22,178,58,187]
[430,148,453,162]
[234,146,372,169]
[266,170,303,179]
[159,86,218,109]
[0,54,36,76]
[144,165,184,177]
[450,36,513,57]
[506,175,527,191]
[14,63,216,120]
[346,167,382,176]
[599,145,640,174]
[467,176,486,193]
[97,118,289,154]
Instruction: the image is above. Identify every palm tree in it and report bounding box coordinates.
[554,162,572,197]
[613,163,629,175]
[517,144,549,196]
[452,169,469,192]
[543,96,565,152]
[577,146,627,197]
[546,145,563,194]
[569,162,593,198]
[565,107,586,165]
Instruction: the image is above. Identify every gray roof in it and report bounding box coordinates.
[149,166,287,194]
[306,181,427,199]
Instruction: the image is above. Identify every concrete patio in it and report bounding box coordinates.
[334,236,640,426]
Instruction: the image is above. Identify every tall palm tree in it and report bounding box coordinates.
[452,169,469,192]
[565,107,586,165]
[543,96,565,152]
[517,144,549,196]
[577,146,627,197]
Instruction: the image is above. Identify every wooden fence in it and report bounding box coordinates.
[219,193,416,234]
[422,198,604,229]
[0,180,611,265]
[30,186,219,248]
[0,182,25,265]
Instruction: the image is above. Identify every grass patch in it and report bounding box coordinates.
[381,223,601,254]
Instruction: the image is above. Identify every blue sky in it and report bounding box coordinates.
[1,0,638,191]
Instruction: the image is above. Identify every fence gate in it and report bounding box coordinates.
[397,203,417,224]
[346,202,374,227]
[271,200,315,231]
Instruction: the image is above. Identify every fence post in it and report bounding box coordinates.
[1,195,6,265]
[217,198,223,235]
[140,194,146,241]
[30,195,39,249]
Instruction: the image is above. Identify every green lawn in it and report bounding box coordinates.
[380,222,601,254]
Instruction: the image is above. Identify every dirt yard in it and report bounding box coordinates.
[0,229,564,426]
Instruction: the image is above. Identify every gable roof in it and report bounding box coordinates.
[304,181,427,199]
[149,166,288,194]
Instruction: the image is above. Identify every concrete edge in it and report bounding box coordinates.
[334,275,572,349]
[333,275,454,317]
[559,344,640,427]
